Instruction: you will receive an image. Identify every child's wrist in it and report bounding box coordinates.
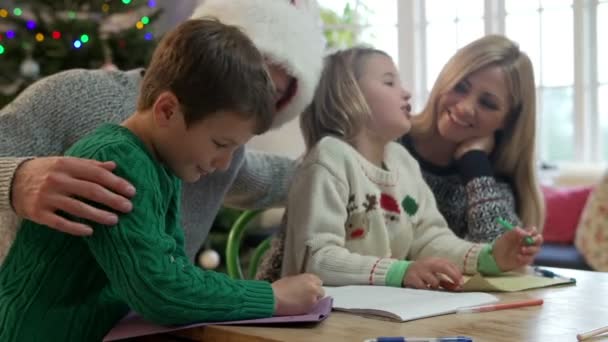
[478,243,502,275]
[386,260,411,287]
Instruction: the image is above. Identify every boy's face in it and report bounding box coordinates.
[155,102,256,183]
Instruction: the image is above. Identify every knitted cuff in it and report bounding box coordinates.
[368,258,397,286]
[462,243,484,275]
[235,279,276,317]
[477,243,502,275]
[457,151,493,183]
[386,260,411,287]
[0,157,32,212]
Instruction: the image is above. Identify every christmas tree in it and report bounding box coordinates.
[0,0,161,108]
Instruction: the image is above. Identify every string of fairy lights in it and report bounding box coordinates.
[0,0,157,56]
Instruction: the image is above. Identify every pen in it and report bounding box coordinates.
[363,337,472,342]
[577,325,608,341]
[456,298,543,314]
[496,217,534,245]
[533,266,576,283]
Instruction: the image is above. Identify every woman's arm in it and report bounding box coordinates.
[224,149,296,209]
[458,151,522,242]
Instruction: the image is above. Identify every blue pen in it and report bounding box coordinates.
[533,266,576,283]
[496,217,534,245]
[363,337,473,342]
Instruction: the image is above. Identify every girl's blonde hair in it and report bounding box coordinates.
[300,46,389,151]
[412,34,545,229]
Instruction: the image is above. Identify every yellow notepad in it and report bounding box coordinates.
[461,272,575,292]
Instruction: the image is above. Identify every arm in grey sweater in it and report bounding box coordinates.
[224,148,296,209]
[0,69,141,212]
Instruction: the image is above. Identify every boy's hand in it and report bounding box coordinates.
[11,157,135,235]
[271,273,324,316]
[403,257,463,290]
[493,226,543,271]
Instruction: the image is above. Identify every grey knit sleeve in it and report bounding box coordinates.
[224,149,296,209]
[0,158,30,211]
[0,68,141,212]
[464,176,522,242]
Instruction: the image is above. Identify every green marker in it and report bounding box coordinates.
[496,217,534,245]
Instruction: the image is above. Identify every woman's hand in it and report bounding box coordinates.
[493,226,543,271]
[403,257,463,290]
[454,135,495,160]
[11,157,135,235]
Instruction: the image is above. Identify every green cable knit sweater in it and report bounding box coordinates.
[0,124,275,342]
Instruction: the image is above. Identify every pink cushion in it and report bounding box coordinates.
[542,186,593,243]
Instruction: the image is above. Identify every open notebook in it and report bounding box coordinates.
[324,286,498,322]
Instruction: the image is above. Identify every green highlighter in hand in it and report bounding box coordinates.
[496,217,534,245]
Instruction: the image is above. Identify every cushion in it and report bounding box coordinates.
[542,185,593,243]
[575,171,608,271]
[534,242,591,270]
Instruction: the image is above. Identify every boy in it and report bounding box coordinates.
[0,19,323,342]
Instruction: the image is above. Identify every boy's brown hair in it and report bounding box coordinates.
[137,18,275,134]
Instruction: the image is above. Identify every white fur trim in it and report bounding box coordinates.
[191,0,324,130]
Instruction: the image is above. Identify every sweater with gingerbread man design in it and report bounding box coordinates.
[280,136,500,287]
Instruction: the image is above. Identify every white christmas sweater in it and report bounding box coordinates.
[281,137,495,287]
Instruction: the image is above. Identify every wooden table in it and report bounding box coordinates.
[165,268,608,342]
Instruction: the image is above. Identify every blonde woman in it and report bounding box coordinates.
[399,34,544,243]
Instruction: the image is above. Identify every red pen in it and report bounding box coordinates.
[456,298,543,314]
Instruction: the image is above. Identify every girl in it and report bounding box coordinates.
[263,47,542,289]
[400,35,544,243]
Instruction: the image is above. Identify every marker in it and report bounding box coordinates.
[496,217,534,245]
[456,298,543,314]
[363,337,472,342]
[533,266,576,283]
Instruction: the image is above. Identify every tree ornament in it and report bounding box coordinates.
[20,57,40,79]
[198,249,221,270]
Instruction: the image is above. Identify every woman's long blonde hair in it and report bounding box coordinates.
[300,46,389,151]
[412,35,545,229]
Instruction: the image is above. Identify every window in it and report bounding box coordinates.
[425,0,485,90]
[506,0,574,162]
[318,1,399,64]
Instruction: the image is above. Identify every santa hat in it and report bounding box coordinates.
[190,0,325,130]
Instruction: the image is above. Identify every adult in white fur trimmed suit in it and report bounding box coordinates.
[0,0,324,262]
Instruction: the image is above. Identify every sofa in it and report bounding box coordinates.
[534,164,605,270]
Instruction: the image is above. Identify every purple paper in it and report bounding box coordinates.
[103,296,333,341]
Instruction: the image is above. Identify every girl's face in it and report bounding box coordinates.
[436,65,511,143]
[358,54,412,142]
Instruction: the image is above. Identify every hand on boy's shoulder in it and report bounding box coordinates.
[11,156,135,236]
